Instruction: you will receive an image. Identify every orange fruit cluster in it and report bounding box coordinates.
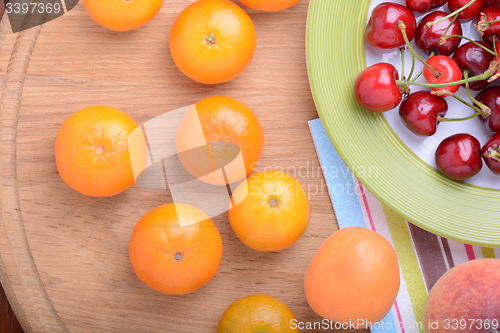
[56,0,406,331]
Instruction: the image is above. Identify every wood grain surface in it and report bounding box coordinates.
[0,1,368,332]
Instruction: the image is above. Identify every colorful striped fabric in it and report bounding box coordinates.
[308,118,500,333]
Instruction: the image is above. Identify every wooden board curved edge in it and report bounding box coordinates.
[0,15,68,333]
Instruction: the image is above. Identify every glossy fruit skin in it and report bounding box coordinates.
[435,133,482,180]
[55,106,148,197]
[475,86,500,132]
[169,0,257,84]
[405,0,448,13]
[304,227,400,327]
[399,91,448,136]
[239,0,300,12]
[423,55,462,96]
[453,41,494,91]
[82,0,163,31]
[365,2,417,49]
[129,203,223,295]
[479,5,500,45]
[217,295,299,332]
[228,170,310,252]
[423,259,500,333]
[481,133,500,173]
[354,63,402,112]
[176,96,265,185]
[449,0,485,20]
[415,11,462,55]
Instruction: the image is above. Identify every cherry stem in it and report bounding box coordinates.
[395,71,492,87]
[397,21,442,78]
[437,109,487,122]
[483,18,500,25]
[408,47,416,81]
[450,93,482,113]
[443,35,496,55]
[425,0,477,28]
[410,52,435,83]
[493,34,498,57]
[464,70,491,115]
[443,13,459,37]
[401,47,406,80]
[483,144,500,162]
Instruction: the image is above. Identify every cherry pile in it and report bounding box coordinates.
[355,0,500,181]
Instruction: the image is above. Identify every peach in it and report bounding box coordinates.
[424,258,500,333]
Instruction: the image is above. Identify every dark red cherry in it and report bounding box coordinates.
[405,0,448,13]
[416,11,463,55]
[486,0,500,6]
[479,5,500,45]
[423,55,462,96]
[354,63,403,112]
[481,132,500,173]
[435,133,483,180]
[365,2,417,49]
[475,86,500,132]
[452,41,494,91]
[449,0,485,20]
[399,91,448,136]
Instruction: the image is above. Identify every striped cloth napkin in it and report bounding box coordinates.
[308,118,500,333]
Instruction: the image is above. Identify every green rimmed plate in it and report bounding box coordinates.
[306,0,500,247]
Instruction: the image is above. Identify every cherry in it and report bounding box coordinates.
[405,0,448,13]
[365,2,417,49]
[399,91,448,136]
[474,86,500,131]
[435,133,483,180]
[354,63,403,112]
[452,41,494,91]
[415,11,463,55]
[423,55,462,95]
[478,5,500,45]
[481,132,500,173]
[449,0,485,20]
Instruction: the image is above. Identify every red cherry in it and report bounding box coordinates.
[435,133,483,180]
[365,2,417,49]
[399,91,448,136]
[479,5,500,45]
[415,11,463,55]
[452,41,494,91]
[474,86,500,132]
[481,132,500,173]
[449,0,485,20]
[354,63,403,113]
[405,0,448,13]
[423,55,462,96]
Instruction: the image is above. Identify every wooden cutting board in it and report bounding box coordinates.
[0,1,362,332]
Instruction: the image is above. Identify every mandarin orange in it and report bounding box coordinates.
[128,203,223,295]
[55,105,147,197]
[228,170,310,251]
[239,0,300,12]
[175,96,264,185]
[169,0,257,84]
[82,0,163,32]
[216,294,299,332]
